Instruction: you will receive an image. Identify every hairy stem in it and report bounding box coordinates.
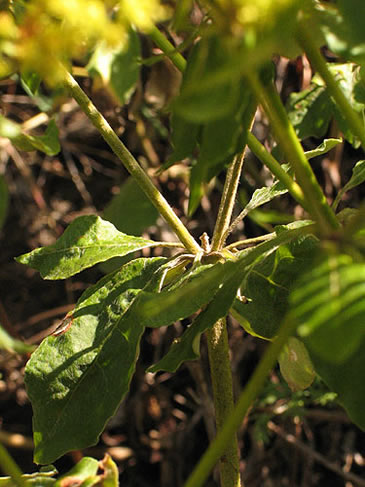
[246,71,340,235]
[63,70,200,255]
[184,314,297,487]
[206,319,241,487]
[246,132,306,207]
[297,20,365,151]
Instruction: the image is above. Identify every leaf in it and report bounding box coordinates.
[0,467,57,487]
[188,93,256,215]
[307,337,365,430]
[164,113,200,168]
[278,337,315,392]
[173,35,240,123]
[304,138,342,160]
[232,229,318,339]
[103,178,158,236]
[54,458,99,487]
[239,180,289,221]
[291,254,365,364]
[287,84,333,139]
[25,257,165,464]
[148,261,246,373]
[0,325,35,354]
[135,260,236,328]
[333,160,365,211]
[88,29,141,105]
[98,454,118,487]
[16,215,161,280]
[0,174,8,230]
[316,1,365,65]
[0,116,60,156]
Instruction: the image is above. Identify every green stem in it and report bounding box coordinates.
[63,69,200,255]
[296,20,365,151]
[246,132,306,208]
[206,319,241,487]
[0,444,26,487]
[149,26,187,72]
[211,151,246,252]
[246,71,340,235]
[183,314,297,487]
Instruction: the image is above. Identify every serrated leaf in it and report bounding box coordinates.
[88,30,141,105]
[304,138,342,160]
[25,257,165,464]
[0,324,35,354]
[278,337,315,392]
[0,174,8,230]
[16,215,161,280]
[292,254,365,364]
[333,160,365,211]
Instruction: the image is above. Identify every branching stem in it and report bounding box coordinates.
[63,70,200,255]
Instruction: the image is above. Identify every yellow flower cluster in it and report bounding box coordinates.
[0,0,167,84]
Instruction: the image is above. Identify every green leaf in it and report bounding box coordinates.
[0,325,35,354]
[16,215,161,280]
[136,261,236,328]
[292,254,365,364]
[304,138,342,160]
[239,180,289,221]
[308,337,365,430]
[0,116,60,156]
[287,84,333,140]
[148,261,246,372]
[103,178,158,236]
[25,257,165,464]
[98,454,118,487]
[54,458,99,487]
[232,229,318,339]
[0,174,8,230]
[317,1,365,65]
[0,467,57,487]
[88,29,141,105]
[333,160,365,211]
[278,337,315,392]
[188,93,256,215]
[173,35,240,123]
[164,113,200,168]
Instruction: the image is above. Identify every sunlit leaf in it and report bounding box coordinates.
[0,325,35,354]
[278,337,315,392]
[304,138,342,160]
[16,215,161,279]
[25,257,165,464]
[333,160,365,210]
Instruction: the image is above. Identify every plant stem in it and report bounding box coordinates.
[183,314,297,487]
[0,443,26,487]
[246,132,306,208]
[211,151,246,252]
[148,26,187,72]
[63,70,200,255]
[296,20,365,151]
[246,71,340,235]
[206,319,241,487]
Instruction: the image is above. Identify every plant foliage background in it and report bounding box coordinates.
[0,0,364,486]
